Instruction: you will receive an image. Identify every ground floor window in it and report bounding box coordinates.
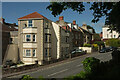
[26,49,31,57]
[33,49,36,57]
[23,49,36,57]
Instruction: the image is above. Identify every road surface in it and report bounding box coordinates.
[6,52,112,79]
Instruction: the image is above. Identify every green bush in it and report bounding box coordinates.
[94,41,104,46]
[106,39,120,47]
[111,50,120,63]
[83,44,91,47]
[21,75,33,80]
[82,57,100,74]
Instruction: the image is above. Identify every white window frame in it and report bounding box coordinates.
[26,34,31,42]
[26,49,31,57]
[33,34,36,42]
[27,20,34,27]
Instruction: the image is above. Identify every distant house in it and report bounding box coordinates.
[0,18,18,64]
[102,25,120,41]
[80,24,93,44]
[67,20,84,47]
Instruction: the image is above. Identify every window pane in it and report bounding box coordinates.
[33,35,36,42]
[28,20,32,27]
[28,24,32,27]
[26,50,31,57]
[45,49,48,56]
[26,35,31,42]
[29,20,32,23]
[33,49,36,57]
[45,35,48,42]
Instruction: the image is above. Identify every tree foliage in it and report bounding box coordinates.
[46,2,120,33]
[106,39,120,47]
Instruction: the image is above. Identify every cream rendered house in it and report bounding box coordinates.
[102,25,120,40]
[18,12,70,65]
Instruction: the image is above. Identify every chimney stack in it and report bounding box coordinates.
[82,24,87,26]
[59,16,64,20]
[73,20,76,25]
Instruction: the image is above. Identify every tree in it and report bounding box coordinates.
[46,2,120,33]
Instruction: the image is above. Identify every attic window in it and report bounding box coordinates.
[28,20,32,27]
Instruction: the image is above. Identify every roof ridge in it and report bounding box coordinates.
[18,12,48,20]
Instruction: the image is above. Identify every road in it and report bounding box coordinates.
[7,52,112,79]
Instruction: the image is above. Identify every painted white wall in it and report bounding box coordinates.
[75,47,92,53]
[23,28,37,33]
[73,24,78,29]
[102,26,119,39]
[52,22,60,59]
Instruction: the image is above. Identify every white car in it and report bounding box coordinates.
[71,49,84,54]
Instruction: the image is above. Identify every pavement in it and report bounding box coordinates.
[2,51,112,79]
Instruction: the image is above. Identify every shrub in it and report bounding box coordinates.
[83,44,91,47]
[111,50,120,63]
[92,44,98,51]
[21,75,33,80]
[106,39,120,47]
[82,57,100,74]
[94,41,104,46]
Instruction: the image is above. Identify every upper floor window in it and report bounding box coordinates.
[33,34,36,42]
[45,34,51,43]
[23,34,36,42]
[26,35,31,42]
[46,23,49,28]
[28,20,32,27]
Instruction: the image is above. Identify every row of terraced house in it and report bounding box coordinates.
[2,12,96,65]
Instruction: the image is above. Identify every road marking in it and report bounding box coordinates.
[76,64,83,67]
[48,69,68,77]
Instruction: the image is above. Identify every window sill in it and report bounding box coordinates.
[23,56,32,58]
[45,42,51,43]
[23,42,37,43]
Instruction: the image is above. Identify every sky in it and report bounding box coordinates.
[2,2,106,33]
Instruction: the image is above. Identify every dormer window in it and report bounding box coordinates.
[28,20,32,27]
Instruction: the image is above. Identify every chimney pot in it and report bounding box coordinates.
[59,16,64,20]
[73,20,76,25]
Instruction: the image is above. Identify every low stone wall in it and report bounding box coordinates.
[75,47,92,53]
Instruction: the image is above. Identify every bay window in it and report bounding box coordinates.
[33,49,36,57]
[23,49,36,57]
[23,34,36,42]
[26,49,31,57]
[26,35,31,42]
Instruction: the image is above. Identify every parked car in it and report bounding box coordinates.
[71,49,85,54]
[108,46,118,51]
[99,47,110,53]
